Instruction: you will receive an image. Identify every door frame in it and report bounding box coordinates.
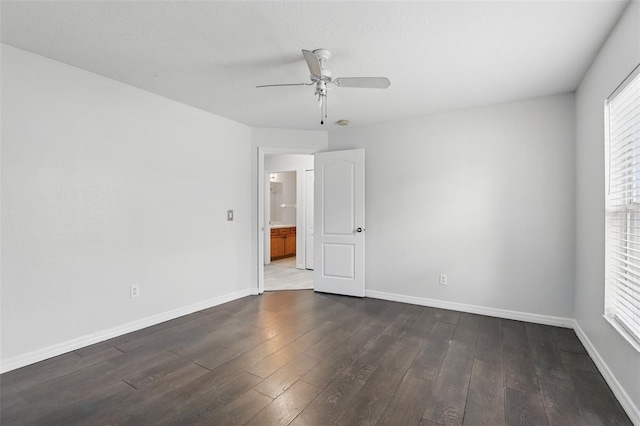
[304,169,315,270]
[257,146,321,294]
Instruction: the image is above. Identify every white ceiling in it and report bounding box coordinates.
[0,1,630,130]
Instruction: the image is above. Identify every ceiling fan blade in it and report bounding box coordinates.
[256,83,312,88]
[302,49,322,78]
[333,77,391,89]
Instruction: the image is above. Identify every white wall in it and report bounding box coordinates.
[1,45,253,370]
[269,172,296,225]
[329,93,576,320]
[266,154,317,228]
[265,155,315,175]
[265,156,316,229]
[574,1,640,422]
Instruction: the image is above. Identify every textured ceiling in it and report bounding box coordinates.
[0,1,630,130]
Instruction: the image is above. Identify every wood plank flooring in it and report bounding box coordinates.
[0,290,632,425]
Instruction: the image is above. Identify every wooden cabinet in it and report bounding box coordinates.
[271,232,285,258]
[270,227,296,260]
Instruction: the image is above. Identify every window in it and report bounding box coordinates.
[605,63,640,350]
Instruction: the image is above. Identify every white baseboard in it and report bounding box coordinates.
[365,289,638,425]
[0,288,253,374]
[572,321,640,426]
[3,288,637,425]
[365,289,574,328]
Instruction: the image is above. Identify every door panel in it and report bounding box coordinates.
[323,161,355,235]
[323,244,355,279]
[314,149,365,297]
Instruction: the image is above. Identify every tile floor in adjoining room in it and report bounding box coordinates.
[264,257,313,291]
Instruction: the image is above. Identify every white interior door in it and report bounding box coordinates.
[314,149,365,297]
[305,170,315,270]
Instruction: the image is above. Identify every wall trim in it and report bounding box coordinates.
[572,321,640,426]
[365,289,638,424]
[0,288,253,374]
[365,289,575,328]
[3,288,637,424]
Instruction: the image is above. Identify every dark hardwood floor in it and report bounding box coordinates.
[0,290,632,425]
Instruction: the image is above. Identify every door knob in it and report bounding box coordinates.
[356,227,363,233]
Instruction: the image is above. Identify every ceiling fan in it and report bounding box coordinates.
[256,49,391,125]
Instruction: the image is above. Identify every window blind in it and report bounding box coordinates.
[605,64,640,347]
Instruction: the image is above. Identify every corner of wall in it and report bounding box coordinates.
[573,0,640,422]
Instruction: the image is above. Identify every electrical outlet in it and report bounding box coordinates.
[439,274,447,286]
[130,284,140,298]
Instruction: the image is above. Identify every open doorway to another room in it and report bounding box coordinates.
[263,154,314,291]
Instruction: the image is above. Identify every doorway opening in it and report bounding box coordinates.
[264,169,313,291]
[257,147,317,294]
[257,147,366,297]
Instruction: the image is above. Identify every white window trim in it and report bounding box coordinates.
[603,314,640,353]
[604,62,640,353]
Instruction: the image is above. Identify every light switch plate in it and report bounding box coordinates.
[227,210,234,221]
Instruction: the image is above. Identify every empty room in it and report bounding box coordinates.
[1,1,639,425]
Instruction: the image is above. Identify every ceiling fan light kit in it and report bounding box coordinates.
[257,49,390,125]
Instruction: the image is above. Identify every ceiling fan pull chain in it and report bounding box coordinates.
[320,93,327,125]
[325,94,328,119]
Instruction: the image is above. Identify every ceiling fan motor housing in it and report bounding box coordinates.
[313,69,332,83]
[315,80,327,96]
